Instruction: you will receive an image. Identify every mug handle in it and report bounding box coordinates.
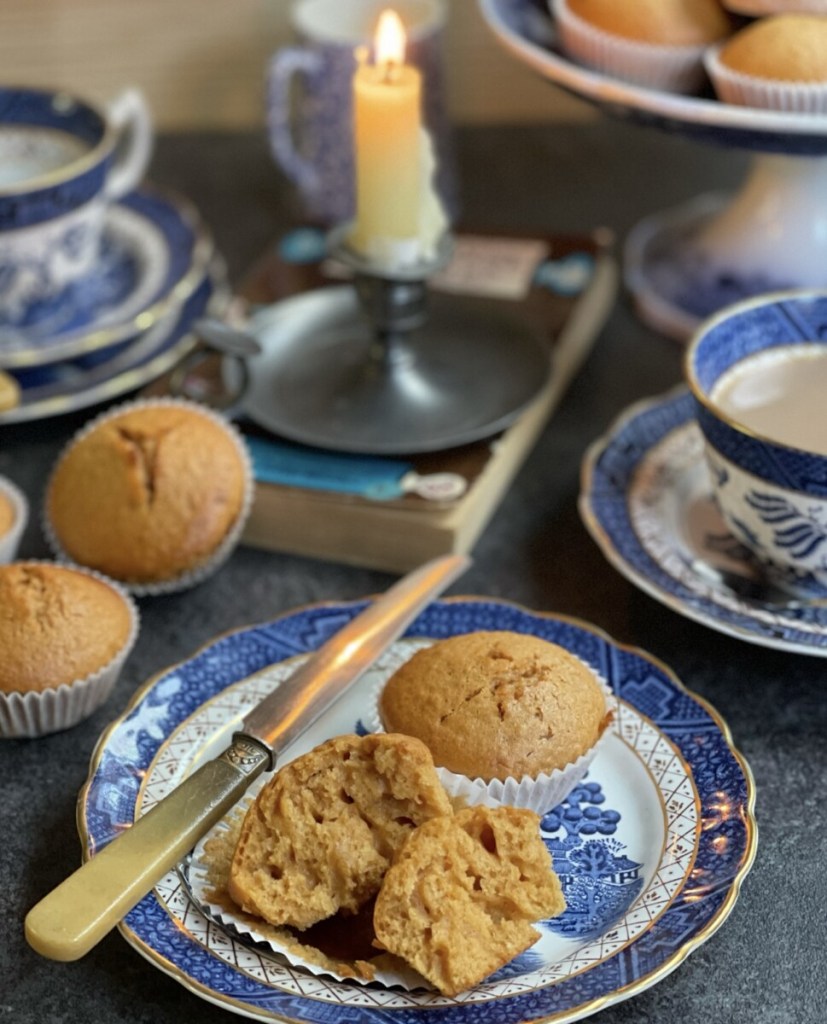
[267,47,323,195]
[105,88,154,200]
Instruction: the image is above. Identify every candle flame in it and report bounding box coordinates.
[375,9,406,68]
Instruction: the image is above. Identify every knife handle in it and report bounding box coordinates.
[24,737,270,962]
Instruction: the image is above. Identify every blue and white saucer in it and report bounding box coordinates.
[0,259,229,425]
[580,386,827,655]
[78,597,755,1023]
[0,185,213,369]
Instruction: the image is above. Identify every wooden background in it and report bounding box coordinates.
[0,0,593,129]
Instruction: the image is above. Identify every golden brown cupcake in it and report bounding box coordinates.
[377,631,613,813]
[228,733,452,930]
[45,398,252,591]
[553,0,736,92]
[373,805,566,996]
[0,561,138,737]
[706,14,827,109]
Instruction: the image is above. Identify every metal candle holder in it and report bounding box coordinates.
[241,226,552,455]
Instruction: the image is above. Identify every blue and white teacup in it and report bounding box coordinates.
[685,290,827,598]
[267,0,458,226]
[0,85,153,340]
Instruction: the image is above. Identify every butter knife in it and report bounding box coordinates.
[25,553,469,962]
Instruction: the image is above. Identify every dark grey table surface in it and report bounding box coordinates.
[2,120,824,1024]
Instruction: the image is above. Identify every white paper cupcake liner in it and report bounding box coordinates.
[43,396,254,597]
[0,561,139,738]
[704,43,827,113]
[552,0,711,94]
[0,474,28,563]
[187,806,427,991]
[367,661,616,816]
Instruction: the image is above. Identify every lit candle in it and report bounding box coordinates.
[349,8,447,267]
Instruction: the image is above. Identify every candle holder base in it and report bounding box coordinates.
[243,283,552,455]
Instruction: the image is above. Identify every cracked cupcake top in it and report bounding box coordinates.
[46,403,248,585]
[378,630,610,782]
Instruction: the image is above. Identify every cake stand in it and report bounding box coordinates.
[480,0,827,340]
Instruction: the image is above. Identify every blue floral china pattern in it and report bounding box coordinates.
[0,260,228,426]
[686,291,827,597]
[0,87,152,329]
[581,385,827,654]
[78,597,756,1023]
[0,185,212,369]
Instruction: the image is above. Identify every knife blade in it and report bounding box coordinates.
[24,553,469,962]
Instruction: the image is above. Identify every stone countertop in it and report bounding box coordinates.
[1,121,822,1024]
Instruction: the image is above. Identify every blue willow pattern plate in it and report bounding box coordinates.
[79,598,755,1023]
[0,185,213,369]
[580,386,827,655]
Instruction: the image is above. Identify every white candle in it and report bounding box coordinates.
[350,9,446,267]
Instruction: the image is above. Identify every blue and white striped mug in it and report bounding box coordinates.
[0,85,152,339]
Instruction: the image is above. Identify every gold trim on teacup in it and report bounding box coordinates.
[0,183,215,371]
[0,258,230,425]
[0,87,124,197]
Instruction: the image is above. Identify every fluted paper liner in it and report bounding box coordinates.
[0,561,139,738]
[704,43,827,114]
[552,0,711,94]
[367,651,616,815]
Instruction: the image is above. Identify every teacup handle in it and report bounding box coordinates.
[267,47,323,195]
[105,87,154,200]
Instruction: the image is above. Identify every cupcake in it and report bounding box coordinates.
[705,14,827,110]
[376,631,614,814]
[44,398,253,595]
[553,0,736,93]
[0,561,139,737]
[0,474,27,563]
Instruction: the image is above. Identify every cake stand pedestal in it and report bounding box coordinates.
[481,0,827,341]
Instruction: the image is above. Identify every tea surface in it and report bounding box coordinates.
[711,343,827,455]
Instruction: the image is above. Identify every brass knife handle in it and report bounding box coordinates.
[24,737,270,962]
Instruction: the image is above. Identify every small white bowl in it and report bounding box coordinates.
[0,474,27,563]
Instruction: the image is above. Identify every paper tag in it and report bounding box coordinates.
[431,236,549,301]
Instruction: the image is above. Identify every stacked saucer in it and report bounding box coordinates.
[0,185,228,424]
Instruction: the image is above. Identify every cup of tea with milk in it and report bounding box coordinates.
[0,85,152,342]
[685,290,827,598]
